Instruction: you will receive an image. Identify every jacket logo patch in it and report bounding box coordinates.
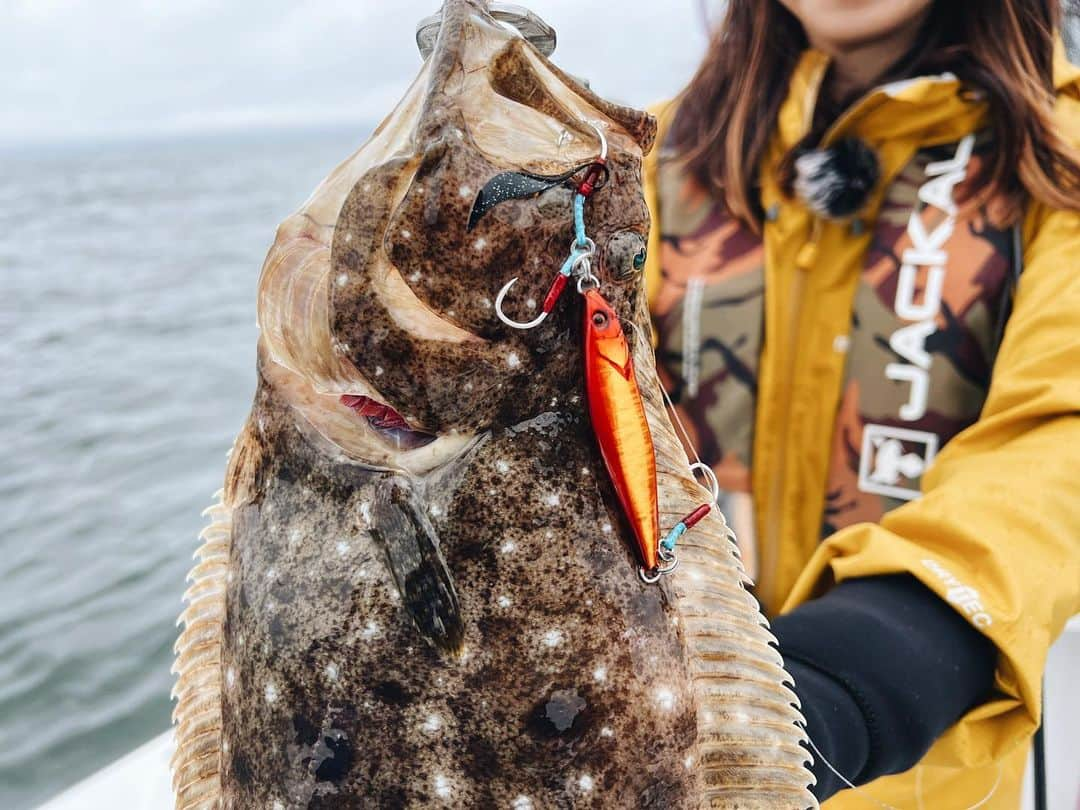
[857,424,938,500]
[884,133,975,423]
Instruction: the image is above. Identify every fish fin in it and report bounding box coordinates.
[629,325,818,808]
[370,479,465,654]
[171,486,233,810]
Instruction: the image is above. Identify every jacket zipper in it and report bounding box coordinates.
[760,218,821,610]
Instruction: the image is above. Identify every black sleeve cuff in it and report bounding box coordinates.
[770,574,997,802]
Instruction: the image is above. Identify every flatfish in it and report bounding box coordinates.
[171,2,814,807]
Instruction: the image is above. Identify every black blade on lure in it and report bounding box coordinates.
[467,163,593,231]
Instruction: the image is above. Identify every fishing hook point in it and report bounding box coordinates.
[584,119,609,161]
[495,277,548,329]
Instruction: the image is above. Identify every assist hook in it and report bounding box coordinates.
[494,121,609,330]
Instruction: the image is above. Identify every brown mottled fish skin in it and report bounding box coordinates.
[171,2,816,808]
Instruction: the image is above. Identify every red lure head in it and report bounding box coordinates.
[583,288,626,355]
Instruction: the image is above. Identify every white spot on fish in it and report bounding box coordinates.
[400,229,411,239]
[409,270,422,283]
[501,541,516,554]
[360,501,372,525]
[434,773,452,798]
[601,522,612,534]
[601,726,614,738]
[480,296,492,308]
[265,682,278,704]
[542,629,565,648]
[465,382,474,392]
[325,663,339,682]
[525,297,536,310]
[423,713,443,733]
[429,504,443,517]
[496,460,510,474]
[593,667,607,683]
[459,185,473,198]
[375,366,384,376]
[544,493,560,507]
[512,797,533,810]
[473,238,488,252]
[581,467,590,476]
[272,800,285,810]
[336,541,350,557]
[222,737,230,754]
[362,183,372,193]
[226,667,236,689]
[507,352,521,369]
[655,687,676,711]
[344,232,353,243]
[578,774,594,793]
[336,273,349,287]
[362,621,381,639]
[684,755,694,770]
[497,595,511,608]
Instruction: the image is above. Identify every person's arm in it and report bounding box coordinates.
[780,191,1080,782]
[771,575,996,801]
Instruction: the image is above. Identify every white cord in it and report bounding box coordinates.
[805,735,1002,810]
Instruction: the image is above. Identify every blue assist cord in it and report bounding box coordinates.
[573,193,587,247]
[660,523,687,553]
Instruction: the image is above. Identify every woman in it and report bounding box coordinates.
[644,1,1080,806]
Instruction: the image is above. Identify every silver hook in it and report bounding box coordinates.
[495,277,548,329]
[584,120,608,161]
[689,461,721,503]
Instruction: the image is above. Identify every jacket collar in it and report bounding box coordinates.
[776,37,1080,154]
[776,49,987,153]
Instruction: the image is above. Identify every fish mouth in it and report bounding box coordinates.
[340,394,438,451]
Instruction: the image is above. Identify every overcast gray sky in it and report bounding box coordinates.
[0,0,712,145]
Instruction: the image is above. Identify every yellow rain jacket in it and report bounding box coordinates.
[644,44,1080,808]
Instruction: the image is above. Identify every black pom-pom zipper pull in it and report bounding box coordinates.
[793,137,880,219]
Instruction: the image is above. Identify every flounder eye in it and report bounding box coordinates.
[604,231,648,279]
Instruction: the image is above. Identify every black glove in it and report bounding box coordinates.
[770,575,997,803]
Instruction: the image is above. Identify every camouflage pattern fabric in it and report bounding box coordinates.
[652,140,1014,551]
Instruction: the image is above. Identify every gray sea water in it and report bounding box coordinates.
[0,127,371,809]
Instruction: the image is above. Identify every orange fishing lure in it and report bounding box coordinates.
[582,288,661,573]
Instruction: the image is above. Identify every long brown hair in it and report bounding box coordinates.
[670,0,1080,228]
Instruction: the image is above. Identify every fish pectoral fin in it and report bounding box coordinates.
[370,478,465,654]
